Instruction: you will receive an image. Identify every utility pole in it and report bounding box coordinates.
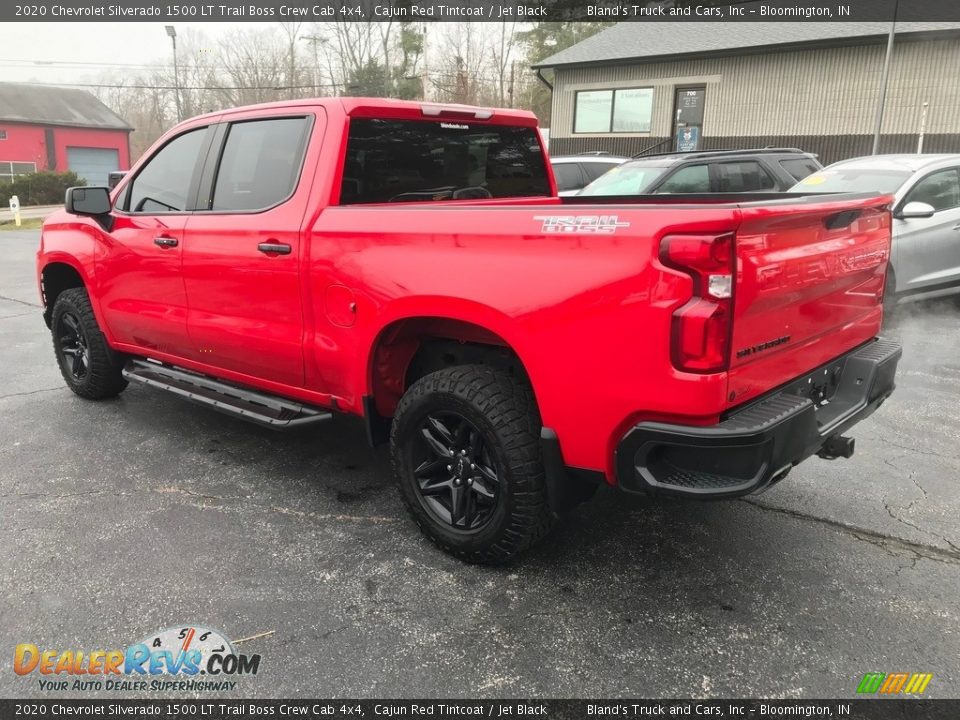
[508,61,516,107]
[165,25,181,123]
[302,35,322,96]
[871,0,899,155]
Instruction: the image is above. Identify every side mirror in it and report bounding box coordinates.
[65,186,111,217]
[897,201,935,220]
[107,171,127,190]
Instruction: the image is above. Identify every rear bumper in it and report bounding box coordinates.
[614,338,902,498]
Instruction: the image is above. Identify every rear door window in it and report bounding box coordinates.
[655,164,711,193]
[210,117,311,211]
[340,118,550,204]
[780,157,821,182]
[715,161,777,192]
[553,164,584,192]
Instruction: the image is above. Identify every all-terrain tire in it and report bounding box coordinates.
[390,365,553,564]
[50,287,127,399]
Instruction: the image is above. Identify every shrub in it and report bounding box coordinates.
[0,171,86,207]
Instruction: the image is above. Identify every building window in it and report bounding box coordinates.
[0,161,36,184]
[574,88,654,134]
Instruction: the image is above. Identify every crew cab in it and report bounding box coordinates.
[37,98,901,563]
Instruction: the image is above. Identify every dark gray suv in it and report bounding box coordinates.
[578,148,821,196]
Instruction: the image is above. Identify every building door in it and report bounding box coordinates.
[67,147,120,186]
[673,87,706,152]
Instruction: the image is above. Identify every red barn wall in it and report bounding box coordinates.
[0,125,48,170]
[0,123,130,172]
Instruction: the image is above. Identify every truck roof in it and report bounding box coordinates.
[188,96,540,127]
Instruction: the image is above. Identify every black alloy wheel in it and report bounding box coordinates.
[412,411,500,532]
[390,365,553,564]
[56,310,90,381]
[50,287,127,399]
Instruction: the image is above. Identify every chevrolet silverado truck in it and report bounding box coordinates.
[37,98,901,563]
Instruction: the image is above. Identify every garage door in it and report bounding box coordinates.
[67,147,120,186]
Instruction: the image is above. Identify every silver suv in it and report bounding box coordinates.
[790,155,960,305]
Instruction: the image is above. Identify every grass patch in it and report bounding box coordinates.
[0,217,44,230]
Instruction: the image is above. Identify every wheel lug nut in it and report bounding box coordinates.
[470,463,475,469]
[446,465,452,471]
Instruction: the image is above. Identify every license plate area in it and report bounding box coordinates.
[782,357,847,409]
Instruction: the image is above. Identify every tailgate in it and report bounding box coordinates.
[726,195,892,408]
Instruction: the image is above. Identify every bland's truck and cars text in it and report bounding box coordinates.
[36,98,901,563]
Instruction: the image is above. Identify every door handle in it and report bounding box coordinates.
[952,223,960,231]
[153,236,178,248]
[257,242,292,255]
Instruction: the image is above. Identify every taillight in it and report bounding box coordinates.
[659,233,735,373]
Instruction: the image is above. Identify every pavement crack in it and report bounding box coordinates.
[742,498,960,566]
[875,435,954,461]
[154,486,398,524]
[0,387,64,400]
[0,294,41,309]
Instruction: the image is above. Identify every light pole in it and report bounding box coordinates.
[871,0,898,155]
[165,25,182,123]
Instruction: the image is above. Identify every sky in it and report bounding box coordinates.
[2,23,277,85]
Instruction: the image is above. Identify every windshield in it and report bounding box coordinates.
[578,163,669,196]
[789,167,912,194]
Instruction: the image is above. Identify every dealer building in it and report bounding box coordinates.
[0,82,132,186]
[535,21,960,164]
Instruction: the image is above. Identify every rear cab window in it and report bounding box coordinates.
[339,118,550,204]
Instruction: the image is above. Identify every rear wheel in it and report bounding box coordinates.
[390,365,552,564]
[51,287,127,399]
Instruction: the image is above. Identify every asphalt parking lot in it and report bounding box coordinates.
[1,227,958,699]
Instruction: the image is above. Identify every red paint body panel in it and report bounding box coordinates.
[36,97,894,483]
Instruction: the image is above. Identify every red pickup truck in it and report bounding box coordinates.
[37,98,901,563]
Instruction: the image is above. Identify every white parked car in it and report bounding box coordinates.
[550,153,628,196]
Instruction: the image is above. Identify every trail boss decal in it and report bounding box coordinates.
[534,215,631,234]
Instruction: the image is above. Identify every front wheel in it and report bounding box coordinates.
[390,365,552,564]
[51,287,127,399]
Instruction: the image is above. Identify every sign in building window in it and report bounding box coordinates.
[574,88,653,134]
[0,161,36,184]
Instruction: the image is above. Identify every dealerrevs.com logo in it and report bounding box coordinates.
[14,625,261,692]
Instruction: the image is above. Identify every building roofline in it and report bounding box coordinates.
[0,117,134,132]
[532,27,960,70]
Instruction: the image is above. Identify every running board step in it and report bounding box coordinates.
[122,358,333,430]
